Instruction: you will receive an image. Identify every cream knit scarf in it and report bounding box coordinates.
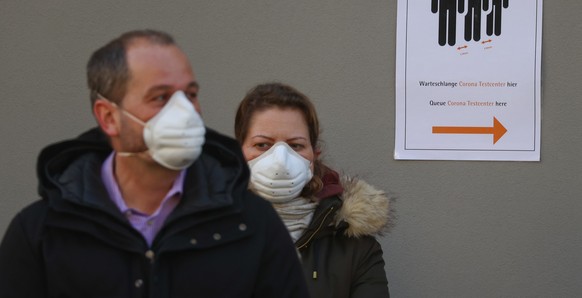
[267,196,318,243]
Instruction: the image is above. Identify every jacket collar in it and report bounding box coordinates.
[334,175,394,237]
[38,127,251,225]
[297,173,394,249]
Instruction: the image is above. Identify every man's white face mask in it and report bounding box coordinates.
[247,142,313,202]
[106,90,206,170]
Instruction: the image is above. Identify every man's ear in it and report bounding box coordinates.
[93,99,120,137]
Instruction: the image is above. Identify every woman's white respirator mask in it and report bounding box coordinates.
[247,142,313,201]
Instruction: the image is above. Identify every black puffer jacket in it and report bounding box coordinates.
[296,172,394,298]
[0,127,309,298]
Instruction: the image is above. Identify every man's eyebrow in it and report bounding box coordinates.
[145,81,200,94]
[144,85,171,96]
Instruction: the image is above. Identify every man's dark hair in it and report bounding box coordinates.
[86,29,175,107]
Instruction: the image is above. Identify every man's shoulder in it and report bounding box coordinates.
[3,199,49,243]
[238,191,282,225]
[201,127,246,165]
[196,127,251,188]
[204,128,240,148]
[17,199,49,220]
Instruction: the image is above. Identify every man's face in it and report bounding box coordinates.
[117,40,200,154]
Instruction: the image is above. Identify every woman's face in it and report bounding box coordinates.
[242,107,315,171]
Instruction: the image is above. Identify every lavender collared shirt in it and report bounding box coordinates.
[101,152,185,247]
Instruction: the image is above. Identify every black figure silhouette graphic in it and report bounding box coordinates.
[433,0,509,46]
[463,0,488,42]
[487,0,509,36]
[432,0,464,46]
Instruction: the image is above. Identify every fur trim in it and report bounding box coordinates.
[335,176,394,238]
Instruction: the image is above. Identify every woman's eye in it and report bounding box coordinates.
[255,143,271,150]
[289,144,305,151]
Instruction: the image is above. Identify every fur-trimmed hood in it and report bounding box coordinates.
[334,176,394,238]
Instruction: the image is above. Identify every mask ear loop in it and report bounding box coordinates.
[97,93,147,126]
[96,92,149,157]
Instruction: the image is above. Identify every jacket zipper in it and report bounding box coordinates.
[296,207,334,250]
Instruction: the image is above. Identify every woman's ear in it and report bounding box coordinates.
[314,147,322,159]
[93,99,121,137]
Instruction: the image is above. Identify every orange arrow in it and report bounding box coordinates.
[432,117,508,144]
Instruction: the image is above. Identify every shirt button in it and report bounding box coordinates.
[135,279,144,288]
[239,223,247,231]
[145,250,155,261]
[213,233,221,241]
[146,220,154,226]
[190,238,197,245]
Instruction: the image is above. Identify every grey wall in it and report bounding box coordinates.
[1,1,580,297]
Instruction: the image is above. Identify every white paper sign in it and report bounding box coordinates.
[395,0,542,161]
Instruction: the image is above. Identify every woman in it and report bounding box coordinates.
[234,82,394,298]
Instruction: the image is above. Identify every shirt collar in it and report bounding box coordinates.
[101,152,186,215]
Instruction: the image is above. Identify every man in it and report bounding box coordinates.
[0,30,309,297]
